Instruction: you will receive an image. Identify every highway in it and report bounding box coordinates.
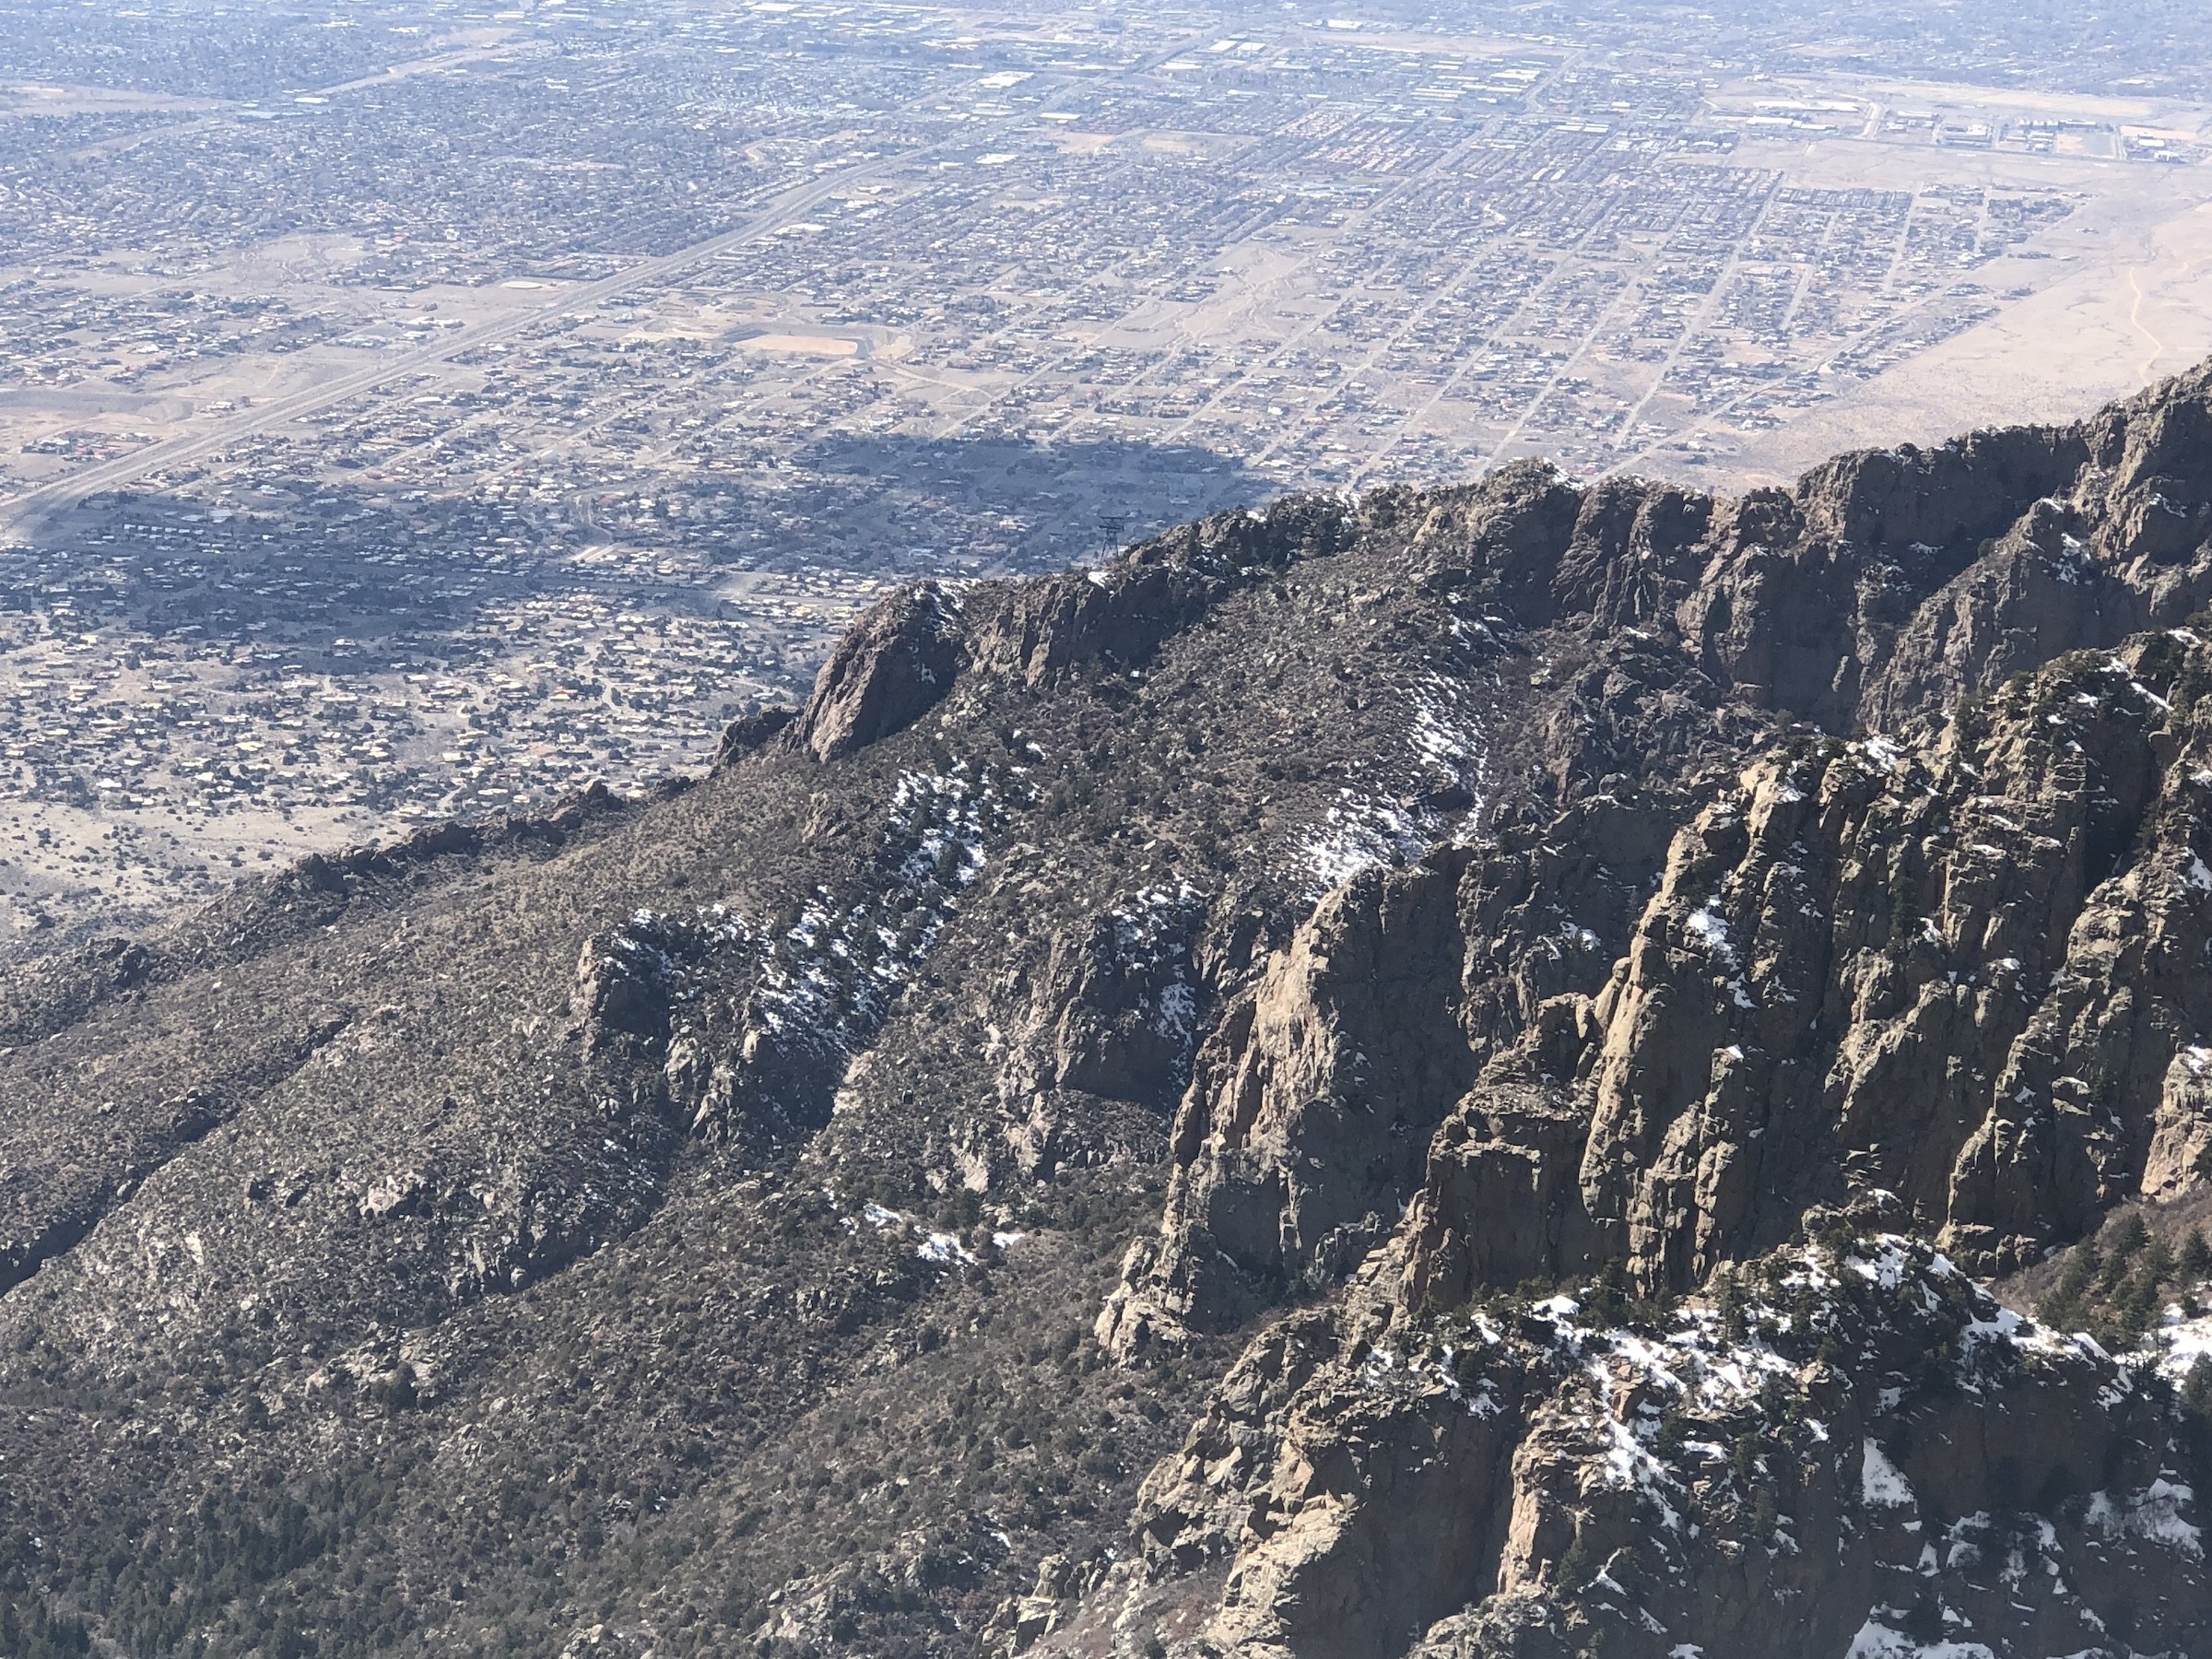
[0,154,912,535]
[0,29,1219,539]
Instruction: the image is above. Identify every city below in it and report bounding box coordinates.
[2,0,2209,949]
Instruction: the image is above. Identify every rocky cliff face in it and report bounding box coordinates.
[1098,1235,2208,1659]
[8,369,2212,1659]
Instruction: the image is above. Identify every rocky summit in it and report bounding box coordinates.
[10,369,2212,1659]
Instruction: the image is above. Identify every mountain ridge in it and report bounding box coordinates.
[7,365,2212,1657]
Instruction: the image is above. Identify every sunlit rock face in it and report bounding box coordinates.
[13,369,2212,1657]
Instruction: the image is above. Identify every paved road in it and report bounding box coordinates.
[0,159,899,535]
[0,29,1213,537]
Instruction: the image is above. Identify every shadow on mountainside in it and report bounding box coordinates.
[799,430,1278,572]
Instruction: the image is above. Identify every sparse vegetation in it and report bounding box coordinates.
[2036,1216,2209,1349]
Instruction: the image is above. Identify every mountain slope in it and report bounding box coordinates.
[6,368,2212,1658]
